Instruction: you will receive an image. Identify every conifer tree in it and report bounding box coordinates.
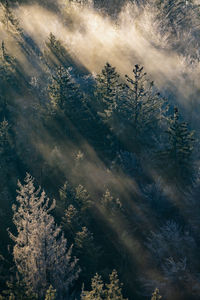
[114,65,166,152]
[44,33,74,70]
[95,62,122,118]
[9,174,80,299]
[93,63,123,157]
[81,270,127,300]
[48,66,77,112]
[160,107,195,183]
[0,41,17,100]
[151,288,162,300]
[48,66,89,136]
[105,270,127,300]
[45,285,56,300]
[0,119,11,155]
[81,273,105,300]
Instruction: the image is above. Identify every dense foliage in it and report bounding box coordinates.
[0,0,200,299]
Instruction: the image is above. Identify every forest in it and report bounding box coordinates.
[0,0,200,299]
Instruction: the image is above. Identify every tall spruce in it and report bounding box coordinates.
[44,33,74,70]
[160,107,195,184]
[48,66,78,113]
[48,66,90,136]
[95,62,122,118]
[114,65,166,152]
[9,174,80,299]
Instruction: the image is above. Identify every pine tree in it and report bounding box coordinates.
[100,189,122,215]
[160,107,195,183]
[44,33,74,70]
[0,41,17,101]
[48,66,90,136]
[93,63,123,157]
[81,270,127,300]
[81,273,105,300]
[151,288,162,300]
[48,66,77,112]
[9,174,80,299]
[0,119,11,155]
[45,285,56,300]
[114,65,166,152]
[95,62,122,118]
[105,270,127,300]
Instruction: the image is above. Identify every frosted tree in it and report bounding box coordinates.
[105,269,127,300]
[100,189,122,215]
[45,285,57,300]
[9,174,80,299]
[151,288,162,300]
[81,270,127,300]
[144,220,198,298]
[146,220,196,264]
[81,273,105,300]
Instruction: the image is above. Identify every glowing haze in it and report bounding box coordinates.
[7,0,200,105]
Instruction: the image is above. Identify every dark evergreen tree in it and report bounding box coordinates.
[48,66,91,139]
[159,107,195,184]
[92,63,124,158]
[44,33,75,70]
[95,62,122,118]
[113,65,166,153]
[0,41,17,109]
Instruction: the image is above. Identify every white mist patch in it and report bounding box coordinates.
[13,1,200,104]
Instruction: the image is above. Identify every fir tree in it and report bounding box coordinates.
[81,273,105,300]
[114,65,166,152]
[81,270,127,300]
[48,66,78,112]
[100,189,122,216]
[0,119,11,155]
[159,107,195,184]
[95,62,122,118]
[105,270,127,300]
[151,288,162,300]
[0,41,17,100]
[45,285,56,300]
[48,66,90,136]
[9,174,80,299]
[93,63,123,158]
[44,33,74,70]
